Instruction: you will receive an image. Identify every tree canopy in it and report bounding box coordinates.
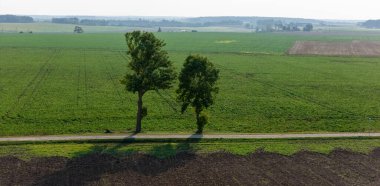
[121,31,176,133]
[177,54,219,133]
[74,26,83,33]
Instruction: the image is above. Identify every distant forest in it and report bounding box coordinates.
[51,17,242,27]
[50,17,320,32]
[361,20,380,29]
[1,14,321,32]
[0,15,34,23]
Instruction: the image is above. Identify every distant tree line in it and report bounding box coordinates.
[52,18,79,24]
[0,15,34,23]
[80,19,201,27]
[254,19,313,32]
[50,17,242,28]
[79,19,241,27]
[360,20,380,29]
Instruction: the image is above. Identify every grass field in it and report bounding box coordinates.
[1,32,380,136]
[1,138,380,159]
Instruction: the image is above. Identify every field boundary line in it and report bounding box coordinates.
[1,133,380,142]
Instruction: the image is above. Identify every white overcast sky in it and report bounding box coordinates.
[0,0,379,20]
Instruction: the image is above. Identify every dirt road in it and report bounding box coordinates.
[1,132,379,142]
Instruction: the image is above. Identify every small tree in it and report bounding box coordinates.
[74,26,83,33]
[303,24,313,32]
[158,27,162,32]
[177,55,220,134]
[121,31,176,133]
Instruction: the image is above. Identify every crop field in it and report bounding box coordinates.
[289,41,380,56]
[1,32,380,136]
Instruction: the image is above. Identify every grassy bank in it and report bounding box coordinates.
[1,137,380,159]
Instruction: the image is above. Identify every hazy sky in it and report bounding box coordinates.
[1,0,379,20]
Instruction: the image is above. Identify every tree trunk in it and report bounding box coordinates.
[135,91,143,133]
[195,109,202,134]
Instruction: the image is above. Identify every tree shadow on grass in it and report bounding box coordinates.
[34,134,202,186]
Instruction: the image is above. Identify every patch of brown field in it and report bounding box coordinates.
[288,41,380,56]
[1,149,380,185]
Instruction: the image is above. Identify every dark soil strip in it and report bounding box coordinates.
[1,149,380,186]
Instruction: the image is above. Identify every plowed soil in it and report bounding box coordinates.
[1,149,380,186]
[288,41,380,56]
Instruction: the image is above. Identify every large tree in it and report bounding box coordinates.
[177,55,220,134]
[121,31,176,133]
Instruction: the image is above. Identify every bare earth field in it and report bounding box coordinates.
[288,41,380,56]
[1,149,380,185]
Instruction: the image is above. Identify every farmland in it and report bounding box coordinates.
[2,143,380,185]
[1,32,380,136]
[289,41,380,56]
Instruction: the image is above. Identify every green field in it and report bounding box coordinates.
[1,32,380,136]
[1,138,380,159]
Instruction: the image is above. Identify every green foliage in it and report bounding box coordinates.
[74,26,83,33]
[122,31,176,94]
[177,55,219,133]
[121,31,176,132]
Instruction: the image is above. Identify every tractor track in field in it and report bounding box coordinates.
[105,56,126,103]
[118,51,129,62]
[0,49,42,94]
[214,63,363,120]
[2,49,61,119]
[75,51,82,107]
[83,49,90,116]
[253,79,359,118]
[16,49,59,101]
[116,51,134,103]
[101,55,130,113]
[19,50,63,113]
[155,90,180,113]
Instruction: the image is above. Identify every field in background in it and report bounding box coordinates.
[0,32,380,136]
[2,32,380,53]
[2,22,380,34]
[0,23,252,33]
[289,41,380,56]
